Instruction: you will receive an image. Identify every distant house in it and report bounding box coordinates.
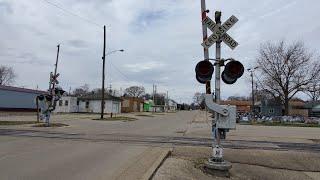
[0,85,47,111]
[256,99,283,116]
[288,100,308,117]
[256,99,308,117]
[304,101,320,117]
[54,93,122,114]
[55,96,78,113]
[121,97,144,113]
[166,99,178,112]
[220,100,251,114]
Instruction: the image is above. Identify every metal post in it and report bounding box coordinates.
[214,11,222,159]
[204,11,232,177]
[36,96,39,123]
[201,0,211,94]
[251,71,254,115]
[101,25,106,119]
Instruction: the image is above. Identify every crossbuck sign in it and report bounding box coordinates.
[201,15,239,50]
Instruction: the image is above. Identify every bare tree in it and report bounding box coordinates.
[256,41,320,115]
[72,84,90,96]
[0,65,16,85]
[124,86,145,98]
[305,78,320,101]
[193,92,204,105]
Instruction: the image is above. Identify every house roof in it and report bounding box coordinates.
[220,100,251,106]
[78,93,121,101]
[0,85,48,95]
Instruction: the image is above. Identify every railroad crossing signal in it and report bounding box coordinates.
[221,60,244,84]
[201,15,239,50]
[195,60,214,84]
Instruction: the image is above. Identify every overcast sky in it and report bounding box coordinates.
[0,0,319,103]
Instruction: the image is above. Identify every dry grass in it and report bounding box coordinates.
[0,121,37,126]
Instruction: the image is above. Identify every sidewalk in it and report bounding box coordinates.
[153,146,320,180]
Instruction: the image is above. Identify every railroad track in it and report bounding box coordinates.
[1,128,320,153]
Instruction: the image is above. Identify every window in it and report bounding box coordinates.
[59,100,63,106]
[269,108,274,113]
[65,100,69,106]
[85,101,89,108]
[77,101,79,105]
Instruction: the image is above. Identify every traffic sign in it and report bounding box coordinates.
[221,33,238,50]
[201,15,238,49]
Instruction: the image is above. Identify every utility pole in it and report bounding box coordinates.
[152,84,155,113]
[251,71,254,114]
[101,25,106,119]
[49,44,60,93]
[247,67,259,118]
[166,91,169,112]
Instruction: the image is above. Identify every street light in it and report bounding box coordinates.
[101,49,124,119]
[247,66,259,118]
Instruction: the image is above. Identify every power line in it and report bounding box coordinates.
[109,61,133,82]
[41,0,102,28]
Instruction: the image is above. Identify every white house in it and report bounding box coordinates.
[167,99,178,112]
[54,94,122,114]
[55,96,78,113]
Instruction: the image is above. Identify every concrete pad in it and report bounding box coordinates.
[112,147,171,180]
[172,146,320,172]
[154,146,320,180]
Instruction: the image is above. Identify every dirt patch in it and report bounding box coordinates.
[135,114,154,117]
[0,121,38,126]
[92,116,137,121]
[32,123,69,127]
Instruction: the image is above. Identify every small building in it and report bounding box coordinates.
[220,100,251,114]
[256,99,282,116]
[166,99,178,112]
[256,99,308,117]
[55,96,78,113]
[288,100,308,117]
[54,94,122,114]
[304,101,320,117]
[0,85,47,111]
[143,100,153,112]
[121,97,144,113]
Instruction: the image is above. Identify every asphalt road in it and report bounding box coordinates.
[0,111,194,180]
[1,111,320,179]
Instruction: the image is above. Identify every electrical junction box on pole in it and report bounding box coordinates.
[204,94,236,129]
[216,105,236,129]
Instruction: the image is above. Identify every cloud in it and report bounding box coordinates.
[124,61,166,73]
[0,0,320,103]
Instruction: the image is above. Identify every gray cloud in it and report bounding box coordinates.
[0,0,320,103]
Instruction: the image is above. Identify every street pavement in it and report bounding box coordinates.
[0,111,194,180]
[1,110,320,179]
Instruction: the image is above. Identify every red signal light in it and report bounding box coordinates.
[222,60,244,84]
[195,60,214,84]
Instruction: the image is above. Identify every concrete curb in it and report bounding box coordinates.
[142,148,172,180]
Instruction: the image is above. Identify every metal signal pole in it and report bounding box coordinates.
[101,25,106,119]
[201,0,211,94]
[214,11,222,149]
